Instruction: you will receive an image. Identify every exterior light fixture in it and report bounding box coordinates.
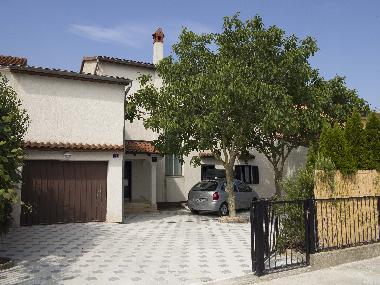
[63,152,72,159]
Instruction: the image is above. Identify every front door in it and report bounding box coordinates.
[124,161,132,201]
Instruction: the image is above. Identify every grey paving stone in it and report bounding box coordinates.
[0,211,252,285]
[200,277,213,282]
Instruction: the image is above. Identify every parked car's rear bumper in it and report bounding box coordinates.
[187,199,221,212]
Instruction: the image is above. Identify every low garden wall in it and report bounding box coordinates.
[314,170,380,249]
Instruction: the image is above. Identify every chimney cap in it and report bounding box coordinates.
[152,28,164,43]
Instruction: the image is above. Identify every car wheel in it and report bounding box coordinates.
[190,209,199,214]
[219,203,229,216]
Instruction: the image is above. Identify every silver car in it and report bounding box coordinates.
[187,179,259,216]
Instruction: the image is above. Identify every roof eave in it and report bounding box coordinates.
[82,56,156,70]
[9,65,131,86]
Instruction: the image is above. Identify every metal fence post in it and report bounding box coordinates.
[304,199,316,265]
[253,200,265,276]
[305,199,317,255]
[250,201,255,272]
[308,199,317,254]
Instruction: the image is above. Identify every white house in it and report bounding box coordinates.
[2,28,307,225]
[80,28,307,212]
[1,57,131,225]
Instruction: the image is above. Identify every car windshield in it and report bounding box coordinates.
[191,181,218,191]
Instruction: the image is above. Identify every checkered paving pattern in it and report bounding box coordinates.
[0,212,252,284]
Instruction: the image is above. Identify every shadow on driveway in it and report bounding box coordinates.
[0,211,252,285]
[0,223,127,284]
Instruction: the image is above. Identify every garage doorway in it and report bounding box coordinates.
[20,160,107,225]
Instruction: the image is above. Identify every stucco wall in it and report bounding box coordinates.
[163,147,308,202]
[156,159,165,202]
[3,70,125,145]
[81,60,97,75]
[124,155,164,203]
[130,159,151,201]
[12,150,124,225]
[163,151,201,202]
[98,62,159,141]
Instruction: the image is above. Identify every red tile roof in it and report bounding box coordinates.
[125,140,159,154]
[24,140,160,154]
[0,55,27,66]
[199,152,214,158]
[24,141,123,151]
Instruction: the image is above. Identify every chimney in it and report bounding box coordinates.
[152,28,164,64]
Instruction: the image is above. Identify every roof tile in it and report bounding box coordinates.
[0,55,27,66]
[125,140,159,154]
[24,141,123,151]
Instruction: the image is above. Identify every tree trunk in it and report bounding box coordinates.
[274,169,283,197]
[225,164,236,217]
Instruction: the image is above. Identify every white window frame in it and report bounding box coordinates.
[165,154,183,176]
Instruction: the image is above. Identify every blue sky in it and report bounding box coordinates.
[1,0,379,109]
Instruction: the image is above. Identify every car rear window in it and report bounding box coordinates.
[191,181,218,191]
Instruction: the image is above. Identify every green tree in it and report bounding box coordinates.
[229,17,368,196]
[319,123,356,175]
[0,74,29,235]
[246,28,322,196]
[126,15,262,217]
[344,110,366,169]
[127,13,369,205]
[321,76,369,125]
[365,112,380,170]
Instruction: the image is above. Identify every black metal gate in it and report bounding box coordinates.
[250,199,316,275]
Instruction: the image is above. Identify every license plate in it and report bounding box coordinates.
[195,198,206,202]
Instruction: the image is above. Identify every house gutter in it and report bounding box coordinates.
[9,65,131,86]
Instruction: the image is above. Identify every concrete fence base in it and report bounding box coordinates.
[310,242,380,270]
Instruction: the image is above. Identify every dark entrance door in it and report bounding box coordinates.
[124,161,132,201]
[20,160,107,225]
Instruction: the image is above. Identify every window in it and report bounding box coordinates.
[235,165,259,184]
[191,181,218,191]
[165,154,182,176]
[201,164,215,180]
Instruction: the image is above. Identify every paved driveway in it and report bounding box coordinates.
[0,212,251,285]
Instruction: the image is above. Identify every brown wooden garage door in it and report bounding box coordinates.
[20,160,107,225]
